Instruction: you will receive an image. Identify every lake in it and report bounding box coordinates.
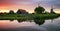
[0,17,60,31]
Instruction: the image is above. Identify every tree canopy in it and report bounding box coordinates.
[34,6,45,14]
[16,9,28,14]
[9,10,14,14]
[16,9,22,14]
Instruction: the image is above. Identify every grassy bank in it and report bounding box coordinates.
[0,14,59,20]
[32,14,59,20]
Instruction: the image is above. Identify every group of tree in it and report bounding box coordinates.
[9,10,14,14]
[16,9,28,14]
[8,9,28,14]
[0,9,28,14]
[0,6,56,14]
[34,6,56,14]
[34,6,45,14]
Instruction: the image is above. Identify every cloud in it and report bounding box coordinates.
[0,0,60,5]
[0,0,60,10]
[0,0,31,5]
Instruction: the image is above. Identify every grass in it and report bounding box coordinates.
[0,14,59,20]
[33,14,59,20]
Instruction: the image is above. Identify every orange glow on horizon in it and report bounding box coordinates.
[0,4,60,13]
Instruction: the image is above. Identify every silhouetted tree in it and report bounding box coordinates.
[16,9,22,14]
[34,6,45,14]
[0,12,4,14]
[10,19,14,21]
[9,10,14,14]
[16,9,28,14]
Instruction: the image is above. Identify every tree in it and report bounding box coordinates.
[16,9,22,14]
[9,10,14,14]
[34,6,45,14]
[16,9,28,14]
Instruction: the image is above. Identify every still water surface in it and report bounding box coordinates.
[0,17,60,31]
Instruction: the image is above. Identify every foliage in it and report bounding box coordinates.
[34,6,45,14]
[0,14,59,20]
[16,9,28,14]
[9,10,14,14]
[16,9,22,14]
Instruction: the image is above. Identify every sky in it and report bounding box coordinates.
[0,0,60,13]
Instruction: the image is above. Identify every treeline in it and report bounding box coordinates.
[0,6,56,14]
[0,6,59,23]
[0,9,28,14]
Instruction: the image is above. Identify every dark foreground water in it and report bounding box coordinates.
[0,17,60,31]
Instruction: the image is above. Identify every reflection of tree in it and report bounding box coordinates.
[10,19,24,23]
[17,20,23,23]
[34,19,45,25]
[10,19,14,21]
[51,19,54,23]
[17,20,26,23]
[33,16,45,25]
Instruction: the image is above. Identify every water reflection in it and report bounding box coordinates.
[0,17,60,31]
[0,20,46,31]
[10,19,45,26]
[34,19,45,25]
[51,19,54,23]
[10,19,14,21]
